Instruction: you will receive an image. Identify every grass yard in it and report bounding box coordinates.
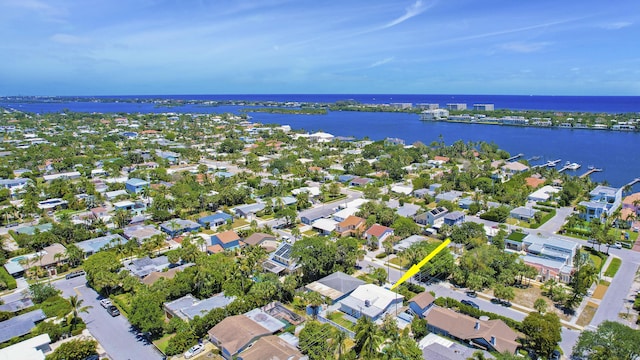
[327,312,355,330]
[389,257,409,268]
[587,252,604,272]
[576,302,598,327]
[153,333,174,354]
[231,218,249,228]
[604,258,622,277]
[511,285,571,321]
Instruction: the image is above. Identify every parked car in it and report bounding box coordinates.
[461,300,480,309]
[106,305,120,317]
[490,298,502,304]
[549,350,561,360]
[613,242,623,249]
[65,270,85,279]
[184,344,204,359]
[100,299,113,308]
[466,291,478,298]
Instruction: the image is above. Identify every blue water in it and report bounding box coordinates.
[1,95,640,187]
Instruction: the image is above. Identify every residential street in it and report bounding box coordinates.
[53,276,163,360]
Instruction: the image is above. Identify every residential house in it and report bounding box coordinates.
[0,309,47,344]
[364,224,394,248]
[236,335,305,360]
[37,198,68,211]
[509,207,537,222]
[579,185,622,221]
[300,206,335,225]
[332,207,359,223]
[233,203,266,220]
[208,309,285,360]
[435,191,462,203]
[350,177,373,187]
[263,243,300,275]
[393,235,427,252]
[123,224,163,243]
[311,218,338,235]
[443,211,465,226]
[423,306,519,354]
[396,203,421,218]
[521,234,580,283]
[0,178,29,195]
[75,234,125,258]
[125,178,149,194]
[14,223,53,236]
[528,185,560,202]
[622,192,640,215]
[418,333,479,360]
[243,232,276,247]
[141,264,192,286]
[209,230,241,252]
[391,184,413,195]
[415,207,448,226]
[335,215,366,237]
[160,219,201,237]
[104,189,128,200]
[408,291,436,317]
[413,188,430,198]
[458,197,474,209]
[42,171,81,182]
[164,293,235,321]
[198,212,233,228]
[305,271,366,304]
[337,284,404,322]
[125,255,170,279]
[0,333,51,360]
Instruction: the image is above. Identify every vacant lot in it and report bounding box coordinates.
[576,302,598,327]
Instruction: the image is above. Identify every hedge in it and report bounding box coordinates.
[0,267,17,290]
[530,209,556,229]
[434,297,523,332]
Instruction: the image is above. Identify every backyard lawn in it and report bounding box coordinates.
[327,312,355,330]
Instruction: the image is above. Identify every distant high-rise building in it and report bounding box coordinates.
[415,103,439,110]
[446,103,467,110]
[473,103,494,111]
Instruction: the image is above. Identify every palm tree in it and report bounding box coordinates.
[68,295,91,333]
[331,328,348,359]
[354,316,383,359]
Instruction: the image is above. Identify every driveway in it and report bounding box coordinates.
[53,276,163,360]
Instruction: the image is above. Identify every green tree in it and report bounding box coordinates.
[354,316,383,359]
[382,335,422,360]
[68,295,91,333]
[411,316,428,339]
[572,321,640,360]
[45,339,97,360]
[521,312,562,358]
[534,298,547,314]
[128,289,165,337]
[299,320,335,360]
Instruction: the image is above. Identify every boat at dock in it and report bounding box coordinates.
[566,163,581,170]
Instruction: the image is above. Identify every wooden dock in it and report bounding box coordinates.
[532,159,561,169]
[506,153,524,162]
[579,168,603,178]
[625,178,640,187]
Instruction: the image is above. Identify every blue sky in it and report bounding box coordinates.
[1,0,639,96]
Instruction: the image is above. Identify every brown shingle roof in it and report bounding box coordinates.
[424,307,520,354]
[208,315,271,357]
[238,335,305,360]
[525,177,546,188]
[215,230,240,244]
[338,215,365,228]
[409,291,435,309]
[244,233,276,246]
[366,224,393,238]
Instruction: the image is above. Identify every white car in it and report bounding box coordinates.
[184,344,204,359]
[613,242,623,249]
[100,299,112,308]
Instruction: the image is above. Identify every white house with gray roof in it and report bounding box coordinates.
[164,293,235,321]
[337,284,404,322]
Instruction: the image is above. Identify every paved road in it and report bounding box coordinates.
[53,276,163,360]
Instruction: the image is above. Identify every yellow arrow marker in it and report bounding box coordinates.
[390,238,451,290]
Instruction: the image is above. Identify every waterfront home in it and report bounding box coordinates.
[236,335,305,360]
[209,230,241,251]
[164,293,235,322]
[335,215,366,237]
[337,284,404,322]
[305,271,366,304]
[423,306,519,355]
[160,219,201,237]
[622,192,640,215]
[579,185,622,221]
[125,178,149,194]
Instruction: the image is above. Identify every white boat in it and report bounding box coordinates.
[588,165,595,170]
[567,163,581,170]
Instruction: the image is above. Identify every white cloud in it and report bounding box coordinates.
[599,21,632,30]
[381,0,432,30]
[369,57,395,68]
[499,42,551,53]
